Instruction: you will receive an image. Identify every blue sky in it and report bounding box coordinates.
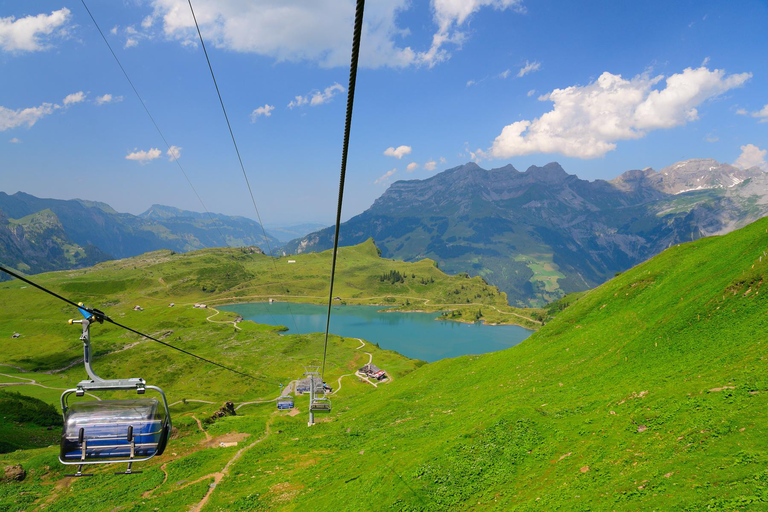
[1,0,767,226]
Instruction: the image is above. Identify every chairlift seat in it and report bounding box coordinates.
[310,398,331,412]
[60,399,169,462]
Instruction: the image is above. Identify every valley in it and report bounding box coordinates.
[1,216,767,510]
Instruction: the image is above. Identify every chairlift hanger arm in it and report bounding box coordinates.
[0,263,272,384]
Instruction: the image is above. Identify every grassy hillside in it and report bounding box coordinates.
[3,218,766,510]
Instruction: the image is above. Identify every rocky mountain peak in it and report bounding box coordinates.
[523,162,569,184]
[611,158,762,195]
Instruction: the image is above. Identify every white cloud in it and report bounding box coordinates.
[288,84,344,109]
[63,91,86,106]
[406,162,419,172]
[488,66,752,160]
[440,156,446,163]
[517,60,541,77]
[0,102,55,131]
[704,133,719,143]
[125,38,138,49]
[466,79,476,87]
[95,94,123,105]
[9,137,21,143]
[500,69,512,79]
[126,147,162,164]
[166,145,182,160]
[0,8,71,52]
[151,0,524,68]
[250,104,275,121]
[384,145,412,159]
[752,104,768,122]
[375,168,397,184]
[527,89,536,97]
[142,16,155,29]
[110,26,118,36]
[424,160,437,171]
[0,90,84,132]
[734,144,767,171]
[736,108,748,116]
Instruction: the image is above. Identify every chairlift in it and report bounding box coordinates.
[59,305,171,477]
[309,396,332,412]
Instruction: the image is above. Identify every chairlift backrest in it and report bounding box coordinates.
[61,399,169,462]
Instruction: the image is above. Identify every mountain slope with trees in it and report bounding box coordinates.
[285,159,767,306]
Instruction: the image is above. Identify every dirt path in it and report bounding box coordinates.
[168,399,216,407]
[332,338,378,395]
[189,417,275,512]
[205,308,241,331]
[190,415,212,442]
[0,372,101,400]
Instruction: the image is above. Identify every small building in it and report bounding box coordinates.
[359,363,387,381]
[287,260,296,264]
[133,305,143,311]
[168,303,175,307]
[193,303,208,309]
[277,398,294,410]
[11,333,20,339]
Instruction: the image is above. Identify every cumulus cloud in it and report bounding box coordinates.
[125,38,138,49]
[752,104,768,122]
[736,108,748,116]
[499,69,512,79]
[0,91,86,132]
[440,156,446,163]
[734,144,767,171]
[517,60,540,77]
[527,89,536,97]
[250,104,275,121]
[383,145,412,159]
[151,0,524,68]
[406,162,419,172]
[488,66,752,160]
[0,103,55,131]
[63,91,86,106]
[0,8,71,52]
[95,94,123,105]
[166,145,182,160]
[126,147,162,164]
[375,168,397,184]
[424,160,437,171]
[9,137,21,143]
[288,84,344,109]
[141,16,154,29]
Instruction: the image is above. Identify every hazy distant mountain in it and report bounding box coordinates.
[284,160,767,306]
[0,192,281,276]
[0,208,110,279]
[266,223,329,243]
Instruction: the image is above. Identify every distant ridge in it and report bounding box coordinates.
[284,159,768,306]
[0,192,281,276]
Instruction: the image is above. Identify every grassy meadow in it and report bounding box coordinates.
[1,219,767,510]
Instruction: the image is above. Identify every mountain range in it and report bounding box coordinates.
[284,158,768,306]
[0,192,281,277]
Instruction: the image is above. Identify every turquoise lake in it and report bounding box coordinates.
[220,302,532,362]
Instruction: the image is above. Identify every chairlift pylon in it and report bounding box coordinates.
[59,305,171,477]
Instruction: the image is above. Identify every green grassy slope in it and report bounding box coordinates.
[201,216,767,511]
[3,219,766,510]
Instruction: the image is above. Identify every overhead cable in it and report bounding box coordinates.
[321,0,366,379]
[0,264,272,384]
[186,0,300,333]
[79,0,230,247]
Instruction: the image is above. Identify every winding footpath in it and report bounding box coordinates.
[0,372,100,400]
